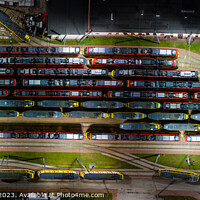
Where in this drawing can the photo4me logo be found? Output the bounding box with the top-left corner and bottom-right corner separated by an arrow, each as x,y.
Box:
56,192 -> 105,199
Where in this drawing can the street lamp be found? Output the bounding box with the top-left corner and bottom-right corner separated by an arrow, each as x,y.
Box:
135,6 -> 144,16
152,10 -> 160,18
184,13 -> 188,19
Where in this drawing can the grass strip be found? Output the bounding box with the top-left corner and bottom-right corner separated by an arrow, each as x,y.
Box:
0,152 -> 139,169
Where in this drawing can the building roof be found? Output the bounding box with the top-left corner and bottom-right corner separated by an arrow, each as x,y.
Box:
48,0 -> 88,35
48,0 -> 200,35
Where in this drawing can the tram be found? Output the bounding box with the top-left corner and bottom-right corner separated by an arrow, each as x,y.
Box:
37,170 -> 79,180
112,69 -> 198,78
194,93 -> 200,100
0,110 -> 19,117
0,90 -> 9,97
0,100 -> 34,107
83,47 -> 178,57
66,111 -> 109,119
127,80 -> 200,89
186,135 -> 200,142
0,46 -> 80,55
120,122 -> 161,130
81,101 -> 124,109
23,79 -> 122,87
163,102 -> 200,110
80,170 -> 124,180
0,68 -> 13,75
127,101 -> 161,109
18,68 -> 108,76
190,114 -> 200,121
38,100 -> 78,108
0,169 -> 34,179
164,123 -> 200,131
14,90 -> 102,98
22,111 -> 63,118
106,91 -> 188,99
0,11 -> 30,43
159,169 -> 199,182
110,112 -> 146,120
87,132 -> 180,142
148,112 -> 188,120
0,131 -> 84,140
87,58 -> 178,68
0,57 -> 86,65
0,79 -> 16,86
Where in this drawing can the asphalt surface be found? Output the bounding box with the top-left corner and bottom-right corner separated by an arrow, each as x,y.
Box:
0,178 -> 200,200
1,139 -> 200,154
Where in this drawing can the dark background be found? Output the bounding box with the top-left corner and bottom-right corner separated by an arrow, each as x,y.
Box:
48,0 -> 88,35
48,0 -> 200,35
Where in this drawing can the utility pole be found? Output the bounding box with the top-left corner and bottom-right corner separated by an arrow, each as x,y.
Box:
1,156 -> 4,165
188,32 -> 192,47
42,157 -> 46,168
104,193 -> 110,200
42,27 -> 46,38
154,154 -> 160,168
8,34 -> 12,44
155,31 -> 160,44
77,29 -> 92,45
33,26 -> 37,37
187,154 -> 190,168
88,0 -> 91,32
61,33 -> 68,43
6,156 -> 9,165
76,158 -> 88,171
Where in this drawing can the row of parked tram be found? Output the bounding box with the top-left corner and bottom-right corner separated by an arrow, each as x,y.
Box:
2,100 -> 200,111
0,169 -> 123,181
0,130 -> 199,143
5,78 -> 200,90
2,168 -> 199,182
0,89 -> 199,99
1,168 -> 198,183
3,90 -> 199,100
0,45 -> 178,57
4,78 -> 200,89
0,57 -> 178,68
0,68 -> 196,78
3,110 -> 200,122
0,168 -> 198,183
0,45 -> 179,69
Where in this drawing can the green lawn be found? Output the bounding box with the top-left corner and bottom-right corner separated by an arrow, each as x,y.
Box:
134,154 -> 200,170
0,152 -> 139,169
0,39 -> 19,45
36,36 -> 200,54
159,196 -> 197,200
